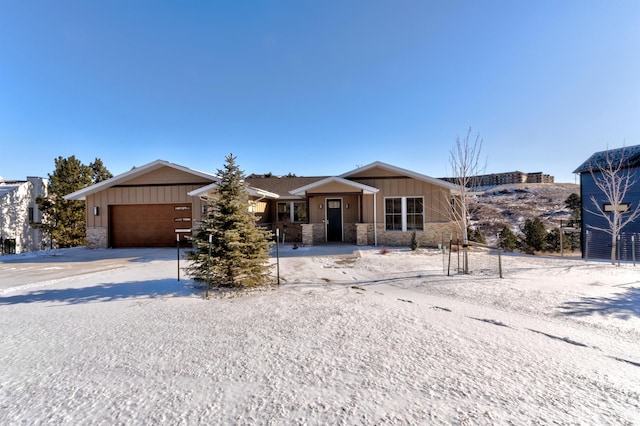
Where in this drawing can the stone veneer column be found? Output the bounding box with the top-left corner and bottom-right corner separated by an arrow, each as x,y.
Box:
301,224 -> 314,246
86,227 -> 108,249
356,223 -> 369,246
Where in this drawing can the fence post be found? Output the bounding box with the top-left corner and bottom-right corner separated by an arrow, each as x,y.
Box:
447,238 -> 452,276
632,234 -> 636,267
498,248 -> 503,279
617,234 -> 621,267
276,228 -> 280,285
585,230 -> 589,261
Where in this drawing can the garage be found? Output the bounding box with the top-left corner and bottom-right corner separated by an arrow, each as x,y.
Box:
109,204 -> 192,248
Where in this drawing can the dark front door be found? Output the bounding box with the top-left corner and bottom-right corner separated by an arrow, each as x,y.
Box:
326,199 -> 342,242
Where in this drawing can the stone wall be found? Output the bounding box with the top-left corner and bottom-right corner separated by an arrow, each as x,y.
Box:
344,223 -> 356,243
375,222 -> 457,248
86,227 -> 108,249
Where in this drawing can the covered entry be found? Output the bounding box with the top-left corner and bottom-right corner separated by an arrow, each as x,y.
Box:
109,204 -> 192,248
290,177 -> 380,245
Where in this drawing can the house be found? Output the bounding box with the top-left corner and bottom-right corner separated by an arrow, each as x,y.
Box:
0,176 -> 48,253
573,144 -> 640,260
64,160 -> 279,249
65,160 -> 461,249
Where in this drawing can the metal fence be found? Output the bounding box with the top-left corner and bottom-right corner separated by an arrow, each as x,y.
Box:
446,238 -> 503,278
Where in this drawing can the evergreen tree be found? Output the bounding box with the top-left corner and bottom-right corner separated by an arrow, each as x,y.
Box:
90,158 -> 113,183
498,225 -> 517,251
467,226 -> 486,244
564,193 -> 581,226
186,154 -> 273,288
37,156 -> 109,248
546,227 -> 571,253
520,218 -> 548,253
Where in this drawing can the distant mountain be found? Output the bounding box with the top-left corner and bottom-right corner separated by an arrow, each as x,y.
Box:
469,183 -> 580,244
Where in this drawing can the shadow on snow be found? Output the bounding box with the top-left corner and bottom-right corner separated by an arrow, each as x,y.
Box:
0,279 -> 197,305
557,287 -> 640,320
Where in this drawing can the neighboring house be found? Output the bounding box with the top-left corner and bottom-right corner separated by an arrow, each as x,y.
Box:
65,160 -> 461,249
0,176 -> 48,253
573,144 -> 640,260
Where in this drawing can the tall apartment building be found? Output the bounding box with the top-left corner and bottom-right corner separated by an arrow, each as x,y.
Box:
441,171 -> 554,188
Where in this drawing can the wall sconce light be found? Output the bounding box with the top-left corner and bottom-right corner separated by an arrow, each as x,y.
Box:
93,206 -> 100,216
345,203 -> 349,209
319,203 -> 323,209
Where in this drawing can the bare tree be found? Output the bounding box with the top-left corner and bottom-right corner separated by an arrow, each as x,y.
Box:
448,127 -> 485,273
586,147 -> 640,265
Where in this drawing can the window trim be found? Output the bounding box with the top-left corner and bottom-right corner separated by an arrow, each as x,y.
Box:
277,201 -> 308,223
384,196 -> 424,232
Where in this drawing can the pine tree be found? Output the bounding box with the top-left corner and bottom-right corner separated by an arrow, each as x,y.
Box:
546,227 -> 571,253
521,218 -> 547,253
564,193 -> 581,226
498,225 -> 517,252
37,156 -> 107,248
467,226 -> 486,244
90,158 -> 113,183
186,154 -> 273,288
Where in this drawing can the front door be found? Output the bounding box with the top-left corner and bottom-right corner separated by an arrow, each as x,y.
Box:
326,199 -> 342,242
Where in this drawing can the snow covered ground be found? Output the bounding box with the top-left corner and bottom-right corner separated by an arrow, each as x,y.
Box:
1,246 -> 639,424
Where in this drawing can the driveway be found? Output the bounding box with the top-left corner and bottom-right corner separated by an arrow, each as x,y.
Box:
0,244 -> 368,292
0,248 -> 180,291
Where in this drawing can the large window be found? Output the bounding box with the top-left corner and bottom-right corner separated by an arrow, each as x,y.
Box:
385,197 -> 424,231
277,202 -> 307,223
385,198 -> 403,231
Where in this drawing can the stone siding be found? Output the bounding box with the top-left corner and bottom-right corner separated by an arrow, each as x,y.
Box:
376,222 -> 457,248
86,227 -> 108,249
344,223 -> 357,244
301,224 -> 314,246
356,223 -> 369,246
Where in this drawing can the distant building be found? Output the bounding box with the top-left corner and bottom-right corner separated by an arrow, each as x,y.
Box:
441,171 -> 554,187
0,176 -> 48,253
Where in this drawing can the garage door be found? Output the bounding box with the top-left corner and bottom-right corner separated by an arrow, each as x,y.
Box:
109,204 -> 192,248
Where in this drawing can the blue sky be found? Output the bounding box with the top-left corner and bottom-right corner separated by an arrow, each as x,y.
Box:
1,1 -> 638,183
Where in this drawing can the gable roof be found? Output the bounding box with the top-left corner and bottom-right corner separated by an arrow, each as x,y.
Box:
289,176 -> 379,196
341,161 -> 461,193
574,144 -> 640,174
245,176 -> 327,198
187,182 -> 280,199
64,159 -> 219,201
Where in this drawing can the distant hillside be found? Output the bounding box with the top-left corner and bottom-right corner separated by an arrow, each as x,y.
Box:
468,183 -> 580,244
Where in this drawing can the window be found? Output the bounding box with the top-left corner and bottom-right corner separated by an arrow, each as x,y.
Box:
293,202 -> 307,222
385,198 -> 402,231
277,202 -> 291,222
406,197 -> 424,231
278,202 -> 307,223
385,197 -> 424,231
28,207 -> 35,223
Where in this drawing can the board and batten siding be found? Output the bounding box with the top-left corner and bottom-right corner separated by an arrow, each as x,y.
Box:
122,166 -> 214,186
85,184 -> 206,228
353,178 -> 451,224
